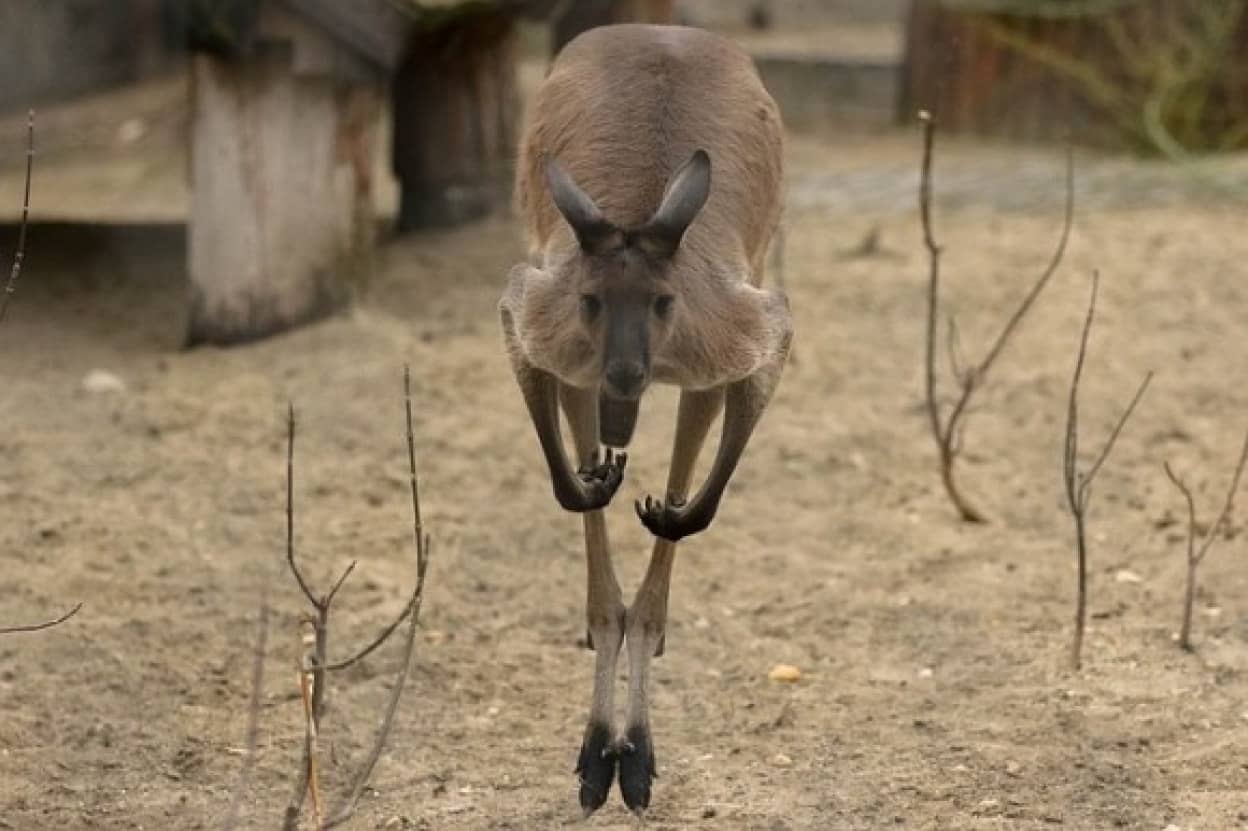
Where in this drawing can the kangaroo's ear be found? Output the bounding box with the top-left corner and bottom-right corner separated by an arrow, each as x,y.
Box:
545,155 -> 620,254
635,149 -> 711,259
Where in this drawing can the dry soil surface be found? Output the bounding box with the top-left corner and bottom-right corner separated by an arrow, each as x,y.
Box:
2,94 -> 1248,831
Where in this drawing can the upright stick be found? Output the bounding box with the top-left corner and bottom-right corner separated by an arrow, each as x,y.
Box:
918,110 -> 1074,523
0,110 -> 34,326
280,368 -> 433,830
1162,428 -> 1248,651
1062,272 -> 1152,669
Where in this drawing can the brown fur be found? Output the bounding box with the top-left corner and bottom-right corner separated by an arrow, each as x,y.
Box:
497,26 -> 794,813
506,24 -> 788,392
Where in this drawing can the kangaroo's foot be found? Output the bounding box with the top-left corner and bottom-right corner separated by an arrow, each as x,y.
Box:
575,720 -> 617,816
617,724 -> 657,815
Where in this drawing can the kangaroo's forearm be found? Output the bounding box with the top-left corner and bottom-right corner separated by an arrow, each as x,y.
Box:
671,434 -> 748,537
514,363 -> 627,513
517,365 -> 589,510
638,380 -> 759,541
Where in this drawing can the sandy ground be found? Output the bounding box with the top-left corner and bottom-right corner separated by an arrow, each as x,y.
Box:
3,73 -> 1248,831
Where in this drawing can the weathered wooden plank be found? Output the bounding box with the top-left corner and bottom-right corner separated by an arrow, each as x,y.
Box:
187,45 -> 379,345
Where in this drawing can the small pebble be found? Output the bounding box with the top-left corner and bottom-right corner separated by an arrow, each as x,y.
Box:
917,667 -> 934,679
116,118 -> 147,145
1114,569 -> 1143,584
768,664 -> 802,683
770,752 -> 793,767
82,369 -> 126,394
1004,760 -> 1022,777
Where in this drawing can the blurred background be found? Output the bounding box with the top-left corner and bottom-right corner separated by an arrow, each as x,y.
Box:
3,0 -> 1243,347
4,5 -> 1248,828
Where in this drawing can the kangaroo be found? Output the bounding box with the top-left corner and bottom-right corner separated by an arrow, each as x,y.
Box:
498,23 -> 792,815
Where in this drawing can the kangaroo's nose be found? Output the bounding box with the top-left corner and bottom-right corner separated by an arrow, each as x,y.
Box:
605,361 -> 646,399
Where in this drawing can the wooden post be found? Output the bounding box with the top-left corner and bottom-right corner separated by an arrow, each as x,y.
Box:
186,10 -> 383,346
391,9 -> 520,231
551,0 -> 676,56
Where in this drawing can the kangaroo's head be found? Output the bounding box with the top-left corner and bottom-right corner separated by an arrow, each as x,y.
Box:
544,149 -> 711,401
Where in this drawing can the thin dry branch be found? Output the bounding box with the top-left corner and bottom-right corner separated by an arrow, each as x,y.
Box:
326,369 -> 428,673
282,366 -> 432,830
299,662 -> 326,827
323,368 -> 431,827
0,110 -> 34,326
1162,427 -> 1248,650
1062,271 -> 1153,670
919,110 -> 1075,523
0,601 -> 82,635
323,598 -> 412,673
286,404 -> 318,608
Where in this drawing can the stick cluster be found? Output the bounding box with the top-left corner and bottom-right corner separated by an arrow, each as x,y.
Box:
225,367 -> 432,830
919,110 -> 1075,523
1,111 -> 83,637
913,115 -> 1248,669
1162,430 -> 1248,651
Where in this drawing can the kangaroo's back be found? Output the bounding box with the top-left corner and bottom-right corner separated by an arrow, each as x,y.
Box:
516,24 -> 784,277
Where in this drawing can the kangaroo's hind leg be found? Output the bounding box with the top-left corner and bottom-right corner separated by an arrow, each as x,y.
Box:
559,382 -> 627,816
618,387 -> 724,814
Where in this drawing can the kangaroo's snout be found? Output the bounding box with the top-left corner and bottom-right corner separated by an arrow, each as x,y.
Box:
604,360 -> 646,400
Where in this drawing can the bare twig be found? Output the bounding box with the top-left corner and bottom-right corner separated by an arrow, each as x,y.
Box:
298,663 -> 325,828
324,561 -> 358,608
282,366 -> 432,829
919,110 -> 1075,523
0,601 -> 82,635
324,366 -> 431,827
1062,271 -> 1153,669
1162,427 -> 1248,650
0,110 -> 34,326
286,405 -> 318,608
222,585 -> 271,831
282,404 -> 336,830
0,116 -> 81,637
324,600 -> 412,673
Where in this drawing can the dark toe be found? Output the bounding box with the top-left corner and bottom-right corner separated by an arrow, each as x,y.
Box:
617,724 -> 656,814
576,722 -> 616,816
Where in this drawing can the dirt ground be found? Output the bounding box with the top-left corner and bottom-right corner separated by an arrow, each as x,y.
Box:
3,77 -> 1248,831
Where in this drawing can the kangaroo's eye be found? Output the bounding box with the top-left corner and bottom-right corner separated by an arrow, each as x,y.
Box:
580,294 -> 602,320
653,294 -> 675,318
